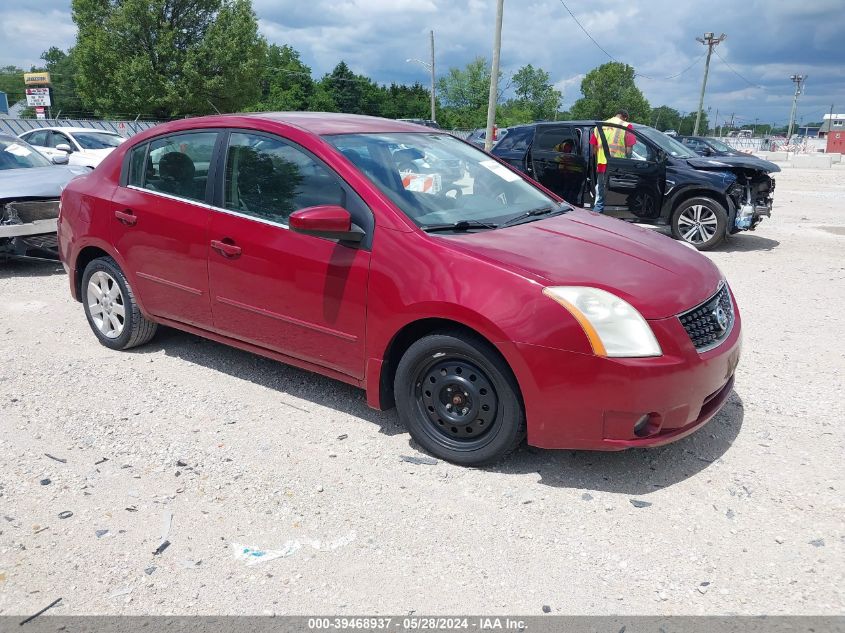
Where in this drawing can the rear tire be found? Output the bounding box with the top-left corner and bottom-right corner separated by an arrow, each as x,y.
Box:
81,256 -> 157,350
394,331 -> 525,466
671,196 -> 727,250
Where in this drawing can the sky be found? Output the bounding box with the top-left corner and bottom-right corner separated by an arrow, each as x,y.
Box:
2,0 -> 844,126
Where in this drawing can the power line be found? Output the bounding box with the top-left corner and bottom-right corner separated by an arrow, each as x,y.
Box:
555,0 -> 704,82
556,0 -> 618,64
712,48 -> 762,89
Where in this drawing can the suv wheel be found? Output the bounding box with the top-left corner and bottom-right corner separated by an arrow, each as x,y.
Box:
82,256 -> 158,350
671,196 -> 727,250
394,331 -> 525,466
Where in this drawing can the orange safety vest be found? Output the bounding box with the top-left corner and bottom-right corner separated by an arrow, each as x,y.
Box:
593,116 -> 629,166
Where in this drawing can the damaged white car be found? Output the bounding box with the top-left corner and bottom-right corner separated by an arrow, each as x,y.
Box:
0,134 -> 89,261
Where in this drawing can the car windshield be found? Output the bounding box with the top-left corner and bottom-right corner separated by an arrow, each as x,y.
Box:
325,132 -> 561,229
73,131 -> 124,150
705,138 -> 735,153
0,138 -> 52,170
634,125 -> 697,158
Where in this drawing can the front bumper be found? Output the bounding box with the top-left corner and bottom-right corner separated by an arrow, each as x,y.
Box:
501,301 -> 742,450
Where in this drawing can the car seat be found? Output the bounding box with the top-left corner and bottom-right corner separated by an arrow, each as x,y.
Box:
158,152 -> 197,199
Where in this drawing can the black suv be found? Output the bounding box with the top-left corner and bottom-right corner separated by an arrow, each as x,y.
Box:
492,121 -> 779,249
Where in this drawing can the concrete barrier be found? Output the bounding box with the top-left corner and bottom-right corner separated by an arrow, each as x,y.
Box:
766,151 -> 789,162
792,154 -> 833,169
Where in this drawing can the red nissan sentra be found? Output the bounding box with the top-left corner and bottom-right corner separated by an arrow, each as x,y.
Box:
58,113 -> 741,465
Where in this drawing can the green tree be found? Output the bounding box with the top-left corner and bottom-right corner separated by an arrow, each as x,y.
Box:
72,0 -> 265,118
510,64 -> 561,121
436,57 -> 495,128
0,65 -> 25,108
650,105 -> 681,131
250,44 -> 314,111
569,62 -> 650,123
36,47 -> 90,116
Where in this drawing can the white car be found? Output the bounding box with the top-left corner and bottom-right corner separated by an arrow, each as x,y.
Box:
18,127 -> 125,169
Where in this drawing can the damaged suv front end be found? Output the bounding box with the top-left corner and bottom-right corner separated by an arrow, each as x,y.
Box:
686,155 -> 779,233
0,134 -> 88,261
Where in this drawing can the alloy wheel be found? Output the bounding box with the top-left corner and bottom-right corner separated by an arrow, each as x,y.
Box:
678,204 -> 718,244
86,271 -> 125,339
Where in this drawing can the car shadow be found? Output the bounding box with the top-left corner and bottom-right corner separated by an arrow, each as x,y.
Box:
132,328 -> 743,493
130,327 -> 406,437
712,234 -> 780,252
0,258 -> 65,279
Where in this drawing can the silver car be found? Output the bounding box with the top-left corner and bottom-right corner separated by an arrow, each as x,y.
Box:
0,134 -> 89,260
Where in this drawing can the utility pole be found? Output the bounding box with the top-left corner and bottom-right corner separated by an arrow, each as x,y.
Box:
484,0 -> 504,152
693,32 -> 726,136
786,74 -> 807,140
429,30 -> 436,123
713,108 -> 719,136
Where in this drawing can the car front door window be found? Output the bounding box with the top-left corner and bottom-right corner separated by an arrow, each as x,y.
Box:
223,132 -> 345,225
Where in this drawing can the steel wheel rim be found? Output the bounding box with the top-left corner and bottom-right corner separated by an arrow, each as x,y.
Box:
86,271 -> 125,339
678,204 -> 718,244
414,357 -> 499,448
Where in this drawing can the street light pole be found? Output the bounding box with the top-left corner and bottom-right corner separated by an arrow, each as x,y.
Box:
429,30 -> 436,123
786,74 -> 806,141
484,0 -> 504,152
694,32 -> 726,137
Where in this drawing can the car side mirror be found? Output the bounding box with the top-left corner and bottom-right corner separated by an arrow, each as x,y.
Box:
55,143 -> 73,153
51,154 -> 69,165
289,205 -> 364,243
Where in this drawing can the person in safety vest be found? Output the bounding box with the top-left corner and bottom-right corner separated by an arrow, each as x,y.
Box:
589,108 -> 636,212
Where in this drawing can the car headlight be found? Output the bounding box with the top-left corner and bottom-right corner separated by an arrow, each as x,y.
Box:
542,286 -> 662,357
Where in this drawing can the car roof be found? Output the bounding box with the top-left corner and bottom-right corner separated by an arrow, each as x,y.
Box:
198,112 -> 440,135
21,127 -> 122,134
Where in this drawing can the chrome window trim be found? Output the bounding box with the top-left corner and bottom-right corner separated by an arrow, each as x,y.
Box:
126,185 -> 290,230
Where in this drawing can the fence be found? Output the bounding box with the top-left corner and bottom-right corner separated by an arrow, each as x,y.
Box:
0,117 -> 162,138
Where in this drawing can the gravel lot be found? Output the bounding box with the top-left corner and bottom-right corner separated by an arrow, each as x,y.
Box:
1,167 -> 843,616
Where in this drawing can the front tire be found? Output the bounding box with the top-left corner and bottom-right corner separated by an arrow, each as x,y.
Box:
394,331 -> 525,466
81,256 -> 157,350
671,196 -> 727,250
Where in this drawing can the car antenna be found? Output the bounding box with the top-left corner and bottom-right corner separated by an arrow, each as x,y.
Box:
207,99 -> 221,114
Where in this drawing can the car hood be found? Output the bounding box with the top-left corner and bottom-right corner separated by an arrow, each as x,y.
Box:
687,155 -> 780,173
440,209 -> 724,319
0,166 -> 89,199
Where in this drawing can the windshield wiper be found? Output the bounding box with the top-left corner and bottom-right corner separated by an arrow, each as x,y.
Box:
500,203 -> 570,228
421,219 -> 499,233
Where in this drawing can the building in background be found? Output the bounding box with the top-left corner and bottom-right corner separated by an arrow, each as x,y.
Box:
819,113 -> 845,139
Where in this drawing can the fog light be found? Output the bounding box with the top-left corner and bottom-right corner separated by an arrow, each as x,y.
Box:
633,414 -> 651,437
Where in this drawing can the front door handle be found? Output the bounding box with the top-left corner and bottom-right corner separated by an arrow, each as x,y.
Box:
114,209 -> 137,226
210,239 -> 242,258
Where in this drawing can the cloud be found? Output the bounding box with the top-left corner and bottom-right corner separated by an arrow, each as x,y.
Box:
2,0 -> 843,124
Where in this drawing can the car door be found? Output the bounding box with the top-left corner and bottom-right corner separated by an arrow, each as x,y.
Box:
529,125 -> 587,204
598,124 -> 664,219
109,130 -> 220,328
21,130 -> 62,160
207,130 -> 371,379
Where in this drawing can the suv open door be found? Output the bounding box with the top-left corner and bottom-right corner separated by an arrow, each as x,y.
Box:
595,123 -> 665,220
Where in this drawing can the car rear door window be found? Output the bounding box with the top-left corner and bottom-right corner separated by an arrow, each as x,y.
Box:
223,132 -> 344,224
127,143 -> 149,187
144,132 -> 218,202
24,130 -> 48,146
535,126 -> 575,153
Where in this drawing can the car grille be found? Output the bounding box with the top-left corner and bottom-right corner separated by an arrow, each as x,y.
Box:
678,284 -> 734,352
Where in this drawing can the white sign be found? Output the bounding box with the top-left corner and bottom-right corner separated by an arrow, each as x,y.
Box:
26,87 -> 51,107
35,106 -> 46,120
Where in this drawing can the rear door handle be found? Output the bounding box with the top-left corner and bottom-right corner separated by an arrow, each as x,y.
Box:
114,209 -> 137,226
210,239 -> 242,258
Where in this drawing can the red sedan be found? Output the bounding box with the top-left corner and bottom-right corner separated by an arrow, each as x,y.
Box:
57,113 -> 741,465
